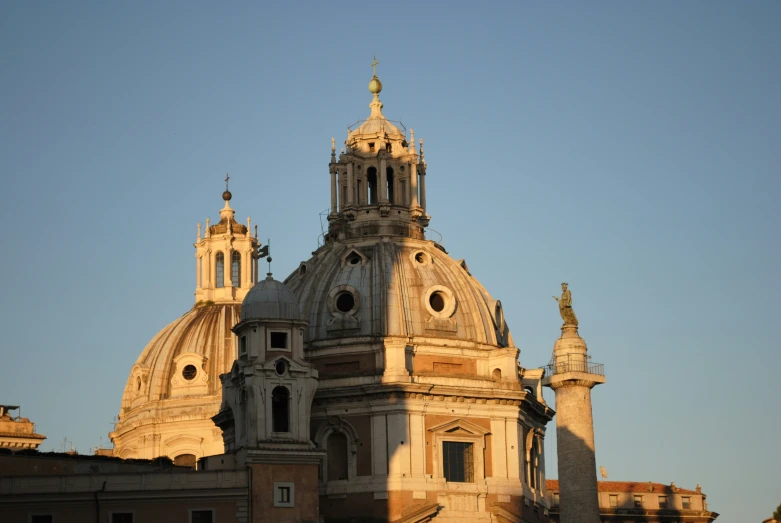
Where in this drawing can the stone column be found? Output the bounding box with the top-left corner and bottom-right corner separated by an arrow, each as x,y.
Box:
347,163 -> 355,206
542,326 -> 605,523
196,254 -> 202,289
330,167 -> 337,214
419,169 -> 427,210
410,163 -> 419,208
226,249 -> 233,288
379,156 -> 387,202
204,250 -> 211,286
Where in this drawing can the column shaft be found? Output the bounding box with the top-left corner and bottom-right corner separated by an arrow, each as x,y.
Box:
330,168 -> 337,213
347,163 -> 354,206
410,163 -> 419,208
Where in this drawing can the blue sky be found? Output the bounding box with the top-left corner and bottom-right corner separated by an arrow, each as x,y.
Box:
1,2 -> 779,521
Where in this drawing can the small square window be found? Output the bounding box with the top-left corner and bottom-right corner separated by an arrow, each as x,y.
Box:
659,495 -> 668,508
190,509 -> 214,523
609,494 -> 618,507
111,514 -> 133,523
274,481 -> 295,507
633,495 -> 643,508
31,516 -> 53,523
682,496 -> 691,509
270,332 -> 288,350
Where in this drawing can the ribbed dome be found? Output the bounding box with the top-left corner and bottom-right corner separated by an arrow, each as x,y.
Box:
241,275 -> 301,321
111,303 -> 240,459
284,238 -> 512,347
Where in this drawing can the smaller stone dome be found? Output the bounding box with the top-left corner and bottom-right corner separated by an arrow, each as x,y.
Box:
241,274 -> 301,321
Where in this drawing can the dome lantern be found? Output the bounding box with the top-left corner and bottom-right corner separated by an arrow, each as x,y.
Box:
326,58 -> 430,243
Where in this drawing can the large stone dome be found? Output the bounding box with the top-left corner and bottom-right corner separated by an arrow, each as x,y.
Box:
285,237 -> 512,348
111,303 -> 240,460
110,193 -> 263,462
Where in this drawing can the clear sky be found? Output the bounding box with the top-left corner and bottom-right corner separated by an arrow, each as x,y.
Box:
1,2 -> 779,521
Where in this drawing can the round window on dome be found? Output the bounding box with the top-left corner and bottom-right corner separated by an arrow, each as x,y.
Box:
347,253 -> 361,265
182,365 -> 197,381
336,291 -> 355,313
429,292 -> 446,312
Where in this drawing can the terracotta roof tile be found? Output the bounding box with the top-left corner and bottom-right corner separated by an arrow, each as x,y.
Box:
546,479 -> 699,495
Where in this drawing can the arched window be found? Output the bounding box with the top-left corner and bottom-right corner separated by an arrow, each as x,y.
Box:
327,432 -> 349,481
492,368 -> 502,381
367,167 -> 378,204
215,252 -> 225,288
272,386 -> 290,433
386,167 -> 395,203
231,251 -> 241,287
529,438 -> 540,489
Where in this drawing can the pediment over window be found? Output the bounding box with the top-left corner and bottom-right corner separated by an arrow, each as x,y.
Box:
427,418 -> 490,436
340,248 -> 369,268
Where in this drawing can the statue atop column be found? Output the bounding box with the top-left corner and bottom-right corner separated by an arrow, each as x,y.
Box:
553,282 -> 578,327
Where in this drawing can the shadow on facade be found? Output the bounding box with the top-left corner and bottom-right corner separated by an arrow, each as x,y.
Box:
313,394 -> 410,523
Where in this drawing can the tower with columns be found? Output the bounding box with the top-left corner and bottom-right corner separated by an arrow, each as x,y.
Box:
542,284 -> 606,523
194,181 -> 263,304
327,67 -> 429,244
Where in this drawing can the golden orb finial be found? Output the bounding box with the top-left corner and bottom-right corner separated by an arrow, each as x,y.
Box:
368,55 -> 382,94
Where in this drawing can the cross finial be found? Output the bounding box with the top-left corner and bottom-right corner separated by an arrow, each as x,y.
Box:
371,55 -> 379,76
225,173 -> 230,190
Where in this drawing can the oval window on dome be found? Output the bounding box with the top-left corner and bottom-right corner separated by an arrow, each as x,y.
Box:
336,291 -> 355,313
182,364 -> 197,381
275,360 -> 287,376
429,292 -> 446,312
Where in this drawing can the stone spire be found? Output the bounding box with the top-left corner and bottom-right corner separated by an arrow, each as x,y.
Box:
543,283 -> 606,523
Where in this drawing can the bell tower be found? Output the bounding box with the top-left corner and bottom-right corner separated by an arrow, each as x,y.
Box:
213,274 -> 323,523
194,177 -> 264,304
327,58 -> 430,242
543,283 -> 606,523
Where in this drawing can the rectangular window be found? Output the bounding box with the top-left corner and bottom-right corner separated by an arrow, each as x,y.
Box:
240,336 -> 247,355
682,496 -> 691,509
442,441 -> 474,483
634,495 -> 643,508
31,517 -> 53,523
273,481 -> 295,507
190,510 -> 214,523
111,514 -> 133,523
659,495 -> 668,508
609,494 -> 618,507
369,142 -> 375,152
553,493 -> 560,507
270,332 -> 288,350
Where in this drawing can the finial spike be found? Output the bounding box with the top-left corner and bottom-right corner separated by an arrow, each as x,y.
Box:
197,223 -> 201,241
371,55 -> 379,76
225,173 -> 230,190
254,224 -> 258,239
331,137 -> 335,152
